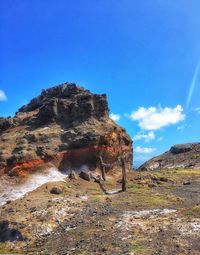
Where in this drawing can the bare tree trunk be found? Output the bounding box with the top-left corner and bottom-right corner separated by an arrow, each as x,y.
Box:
121,157 -> 127,192
99,155 -> 106,181
93,176 -> 107,194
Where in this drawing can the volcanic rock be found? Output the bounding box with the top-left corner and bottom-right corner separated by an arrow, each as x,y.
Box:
79,171 -> 91,181
138,143 -> 200,171
50,187 -> 63,194
0,83 -> 133,176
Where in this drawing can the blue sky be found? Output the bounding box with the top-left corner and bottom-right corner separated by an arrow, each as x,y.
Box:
0,0 -> 200,167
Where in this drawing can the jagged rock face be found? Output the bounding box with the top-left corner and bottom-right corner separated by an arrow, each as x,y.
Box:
138,143 -> 200,171
0,83 -> 133,176
18,84 -> 109,127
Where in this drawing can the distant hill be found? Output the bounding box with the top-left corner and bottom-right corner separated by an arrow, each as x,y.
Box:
138,143 -> 200,171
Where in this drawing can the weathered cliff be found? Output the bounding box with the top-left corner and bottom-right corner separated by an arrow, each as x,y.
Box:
138,143 -> 200,171
0,83 -> 133,176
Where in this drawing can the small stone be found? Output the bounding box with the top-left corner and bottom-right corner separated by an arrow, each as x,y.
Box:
183,181 -> 191,185
148,183 -> 157,188
30,207 -> 37,212
106,197 -> 112,202
160,177 -> 168,182
79,171 -> 91,181
69,170 -> 78,180
50,187 -> 63,194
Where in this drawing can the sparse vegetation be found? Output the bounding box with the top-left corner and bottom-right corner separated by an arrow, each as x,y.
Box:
0,243 -> 19,254
181,205 -> 200,217
130,241 -> 148,254
0,243 -> 7,254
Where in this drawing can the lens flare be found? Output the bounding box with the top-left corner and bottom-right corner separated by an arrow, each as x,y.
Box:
186,61 -> 200,110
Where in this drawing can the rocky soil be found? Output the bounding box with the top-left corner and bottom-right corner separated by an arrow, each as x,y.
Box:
0,169 -> 200,255
0,83 -> 132,176
139,143 -> 200,171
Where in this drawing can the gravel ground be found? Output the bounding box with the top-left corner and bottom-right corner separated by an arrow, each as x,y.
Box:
0,170 -> 200,255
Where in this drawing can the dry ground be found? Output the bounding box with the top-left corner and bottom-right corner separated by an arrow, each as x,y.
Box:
0,169 -> 200,255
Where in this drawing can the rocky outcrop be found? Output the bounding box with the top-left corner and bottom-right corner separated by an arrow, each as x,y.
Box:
0,83 -> 133,176
138,143 -> 200,171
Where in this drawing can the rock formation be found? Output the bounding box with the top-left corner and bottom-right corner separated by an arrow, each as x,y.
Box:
0,83 -> 133,176
138,143 -> 200,171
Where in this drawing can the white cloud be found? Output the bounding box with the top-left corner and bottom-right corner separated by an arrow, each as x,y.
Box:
0,90 -> 7,101
177,125 -> 185,130
135,146 -> 156,154
110,113 -> 120,121
133,131 -> 155,143
157,137 -> 163,141
177,124 -> 192,130
129,105 -> 185,130
194,107 -> 200,114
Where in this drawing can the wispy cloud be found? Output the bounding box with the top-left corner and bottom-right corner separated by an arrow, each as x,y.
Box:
133,131 -> 155,143
135,146 -> 156,154
128,105 -> 185,130
177,124 -> 192,130
177,125 -> 186,130
110,113 -> 120,121
186,61 -> 200,110
0,90 -> 8,101
157,137 -> 163,141
0,90 -> 7,101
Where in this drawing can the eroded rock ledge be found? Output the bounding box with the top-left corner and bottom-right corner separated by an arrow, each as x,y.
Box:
0,83 -> 133,176
138,143 -> 200,171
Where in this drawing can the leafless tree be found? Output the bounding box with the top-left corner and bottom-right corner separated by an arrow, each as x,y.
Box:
121,156 -> 127,192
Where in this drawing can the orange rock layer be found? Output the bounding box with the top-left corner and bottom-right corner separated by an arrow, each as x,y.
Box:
0,145 -> 132,177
